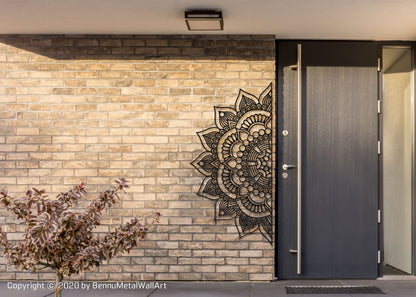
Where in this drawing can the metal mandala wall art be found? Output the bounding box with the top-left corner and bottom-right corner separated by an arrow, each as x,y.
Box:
191,83 -> 273,244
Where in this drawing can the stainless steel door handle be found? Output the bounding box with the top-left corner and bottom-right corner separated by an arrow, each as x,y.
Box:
282,164 -> 297,170
296,43 -> 302,275
286,44 -> 302,275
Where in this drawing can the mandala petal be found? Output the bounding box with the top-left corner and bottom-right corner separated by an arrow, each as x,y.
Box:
197,177 -> 220,200
217,164 -> 239,199
215,197 -> 237,220
236,110 -> 270,132
235,214 -> 259,238
259,216 -> 273,244
214,106 -> 237,130
197,127 -> 220,152
217,128 -> 243,162
191,151 -> 216,176
235,89 -> 259,112
259,83 -> 273,111
237,197 -> 271,218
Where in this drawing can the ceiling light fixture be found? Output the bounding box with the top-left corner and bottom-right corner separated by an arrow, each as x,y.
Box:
185,10 -> 224,31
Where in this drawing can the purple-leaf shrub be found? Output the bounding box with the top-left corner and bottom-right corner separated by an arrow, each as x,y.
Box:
0,178 -> 160,297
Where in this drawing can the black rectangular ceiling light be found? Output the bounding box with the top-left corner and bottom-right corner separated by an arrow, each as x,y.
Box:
185,10 -> 223,31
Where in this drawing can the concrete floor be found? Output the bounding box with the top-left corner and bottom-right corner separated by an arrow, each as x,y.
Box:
1,279 -> 416,297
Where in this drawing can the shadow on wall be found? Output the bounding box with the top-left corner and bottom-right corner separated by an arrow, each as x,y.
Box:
0,34 -> 275,61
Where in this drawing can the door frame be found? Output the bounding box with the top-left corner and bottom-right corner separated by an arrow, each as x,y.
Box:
274,40 -> 416,279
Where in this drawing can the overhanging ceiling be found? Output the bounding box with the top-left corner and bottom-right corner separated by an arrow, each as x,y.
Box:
0,0 -> 415,40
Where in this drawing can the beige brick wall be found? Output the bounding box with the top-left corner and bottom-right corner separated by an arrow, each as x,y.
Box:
0,35 -> 275,281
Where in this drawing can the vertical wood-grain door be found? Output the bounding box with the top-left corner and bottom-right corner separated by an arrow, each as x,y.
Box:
277,41 -> 379,279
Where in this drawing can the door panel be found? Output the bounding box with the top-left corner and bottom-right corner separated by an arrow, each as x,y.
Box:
277,41 -> 379,279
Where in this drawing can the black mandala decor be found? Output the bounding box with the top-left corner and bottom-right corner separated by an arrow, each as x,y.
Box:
191,83 -> 273,244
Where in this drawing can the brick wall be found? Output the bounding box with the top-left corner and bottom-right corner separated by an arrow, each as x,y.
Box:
0,35 -> 275,281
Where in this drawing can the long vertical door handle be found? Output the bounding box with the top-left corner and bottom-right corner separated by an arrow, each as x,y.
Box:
296,43 -> 302,275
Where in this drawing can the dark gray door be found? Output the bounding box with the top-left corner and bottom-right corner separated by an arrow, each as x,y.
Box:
277,41 -> 379,279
